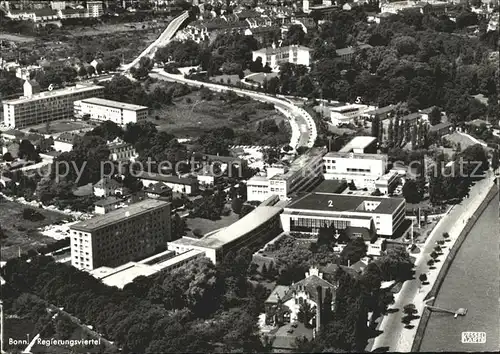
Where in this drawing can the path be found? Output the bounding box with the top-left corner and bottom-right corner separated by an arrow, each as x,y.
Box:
371,170 -> 496,352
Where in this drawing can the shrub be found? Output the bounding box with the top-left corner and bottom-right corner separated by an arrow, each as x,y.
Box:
192,228 -> 203,238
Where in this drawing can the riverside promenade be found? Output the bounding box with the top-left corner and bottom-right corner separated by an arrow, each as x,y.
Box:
371,170 -> 497,352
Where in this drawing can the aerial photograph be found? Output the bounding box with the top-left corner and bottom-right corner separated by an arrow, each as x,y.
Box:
0,0 -> 498,353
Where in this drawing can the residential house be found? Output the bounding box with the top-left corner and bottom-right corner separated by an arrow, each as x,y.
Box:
137,172 -> 199,195
264,267 -> 336,329
144,182 -> 173,200
107,138 -> 137,162
94,196 -> 124,214
53,132 -> 79,152
93,177 -> 123,198
429,122 -> 453,137
336,43 -> 373,62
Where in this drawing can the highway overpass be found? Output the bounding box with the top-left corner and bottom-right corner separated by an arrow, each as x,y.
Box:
122,11 -> 189,72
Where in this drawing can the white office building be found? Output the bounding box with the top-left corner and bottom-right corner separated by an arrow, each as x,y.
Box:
330,104 -> 374,126
247,147 -> 327,201
74,97 -> 148,126
280,192 -> 409,238
323,152 -> 388,189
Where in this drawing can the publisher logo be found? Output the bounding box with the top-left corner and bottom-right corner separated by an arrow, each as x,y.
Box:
461,332 -> 486,344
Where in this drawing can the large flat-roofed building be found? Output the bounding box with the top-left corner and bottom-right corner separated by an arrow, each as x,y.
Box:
280,192 -> 408,238
323,151 -> 388,189
269,147 -> 327,200
74,97 -> 148,126
90,249 -> 205,288
252,44 -> 311,71
247,148 -> 327,202
70,199 -> 171,271
168,200 -> 283,264
330,104 -> 374,126
3,82 -> 104,128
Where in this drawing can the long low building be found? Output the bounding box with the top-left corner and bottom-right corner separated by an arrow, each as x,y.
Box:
168,199 -> 283,263
70,199 -> 171,271
137,171 -> 199,195
90,249 -> 205,288
280,192 -> 410,238
74,97 -> 149,126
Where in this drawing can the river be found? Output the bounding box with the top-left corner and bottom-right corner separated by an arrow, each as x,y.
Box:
419,189 -> 500,352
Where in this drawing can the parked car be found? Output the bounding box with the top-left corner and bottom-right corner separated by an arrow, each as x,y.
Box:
287,328 -> 294,334
291,323 -> 298,328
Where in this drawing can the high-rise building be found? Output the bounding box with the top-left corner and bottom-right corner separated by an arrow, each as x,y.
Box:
70,199 -> 171,271
86,0 -> 103,17
2,81 -> 104,128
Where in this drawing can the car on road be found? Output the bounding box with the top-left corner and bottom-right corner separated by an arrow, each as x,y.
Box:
291,323 -> 298,328
287,328 -> 294,334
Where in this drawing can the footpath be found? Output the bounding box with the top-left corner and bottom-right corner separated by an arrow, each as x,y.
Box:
371,171 -> 497,352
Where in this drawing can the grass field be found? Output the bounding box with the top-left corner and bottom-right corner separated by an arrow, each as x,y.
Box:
185,211 -> 240,237
150,88 -> 282,138
0,199 -> 70,261
25,120 -> 95,135
66,20 -> 170,37
0,32 -> 35,42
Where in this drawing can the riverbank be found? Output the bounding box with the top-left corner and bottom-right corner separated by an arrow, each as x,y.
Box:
371,172 -> 496,352
412,182 -> 499,351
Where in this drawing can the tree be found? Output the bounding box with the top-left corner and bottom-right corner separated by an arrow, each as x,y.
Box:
297,302 -> 315,327
284,24 -> 306,45
402,179 -> 421,204
491,149 -> 499,172
231,198 -> 244,214
371,116 -> 380,139
239,204 -> 255,219
429,107 -> 441,125
340,237 -> 367,265
379,247 -> 413,281
78,66 -> 87,77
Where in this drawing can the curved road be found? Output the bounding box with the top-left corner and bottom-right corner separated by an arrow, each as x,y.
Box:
122,11 -> 189,72
150,69 -> 317,149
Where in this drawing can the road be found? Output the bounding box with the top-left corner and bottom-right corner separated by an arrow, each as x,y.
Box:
121,11 -> 189,72
371,171 -> 496,352
150,69 -> 317,149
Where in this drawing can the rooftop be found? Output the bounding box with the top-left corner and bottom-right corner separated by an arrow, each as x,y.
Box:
286,192 -> 405,215
92,250 -> 203,288
429,122 -> 453,132
78,97 -> 148,112
336,44 -> 372,56
324,151 -> 387,160
196,205 -> 283,249
254,45 -> 311,55
313,180 -> 348,194
270,147 -> 327,181
401,112 -> 421,121
339,136 -> 377,153
3,84 -> 104,105
136,172 -> 198,185
94,196 -> 122,207
364,105 -> 396,116
71,199 -> 170,232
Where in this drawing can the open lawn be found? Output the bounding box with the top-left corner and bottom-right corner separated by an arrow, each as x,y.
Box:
0,198 -> 71,261
65,20 -> 171,37
443,132 -> 485,150
244,72 -> 279,85
24,119 -> 95,135
0,32 -> 35,42
185,211 -> 240,237
149,89 -> 282,138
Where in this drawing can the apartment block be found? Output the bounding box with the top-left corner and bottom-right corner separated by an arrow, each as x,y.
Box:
252,44 -> 311,71
70,199 -> 171,271
2,81 -> 104,128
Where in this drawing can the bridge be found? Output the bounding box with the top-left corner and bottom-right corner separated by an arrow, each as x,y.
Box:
121,11 -> 189,72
